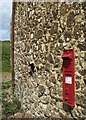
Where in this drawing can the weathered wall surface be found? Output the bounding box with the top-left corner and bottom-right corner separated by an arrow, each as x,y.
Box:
14,2 -> 86,118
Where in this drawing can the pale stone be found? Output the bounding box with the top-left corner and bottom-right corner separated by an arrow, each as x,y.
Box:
24,111 -> 33,118
39,103 -> 47,111
59,109 -> 66,118
44,86 -> 49,95
40,95 -> 51,104
30,34 -> 34,39
42,44 -> 46,53
75,15 -> 83,23
51,111 -> 61,118
27,8 -> 30,12
21,43 -> 25,52
63,42 -> 66,47
56,102 -> 62,109
14,112 -> 22,118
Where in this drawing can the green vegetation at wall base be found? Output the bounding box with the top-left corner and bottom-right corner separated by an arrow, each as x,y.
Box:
0,41 -> 11,72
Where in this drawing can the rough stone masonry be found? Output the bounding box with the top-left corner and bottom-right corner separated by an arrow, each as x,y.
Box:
13,1 -> 86,118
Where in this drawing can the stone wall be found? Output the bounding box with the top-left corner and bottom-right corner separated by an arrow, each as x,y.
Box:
13,2 -> 86,118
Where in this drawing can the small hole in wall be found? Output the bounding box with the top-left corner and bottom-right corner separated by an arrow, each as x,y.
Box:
29,63 -> 35,76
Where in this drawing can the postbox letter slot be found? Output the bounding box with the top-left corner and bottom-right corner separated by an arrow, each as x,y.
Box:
62,56 -> 72,60
65,98 -> 68,101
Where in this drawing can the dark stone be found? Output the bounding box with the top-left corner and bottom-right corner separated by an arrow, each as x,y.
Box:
82,1 -> 86,9
84,32 -> 86,38
84,87 -> 86,96
59,39 -> 64,43
45,63 -> 50,72
54,64 -> 58,68
73,2 -> 80,9
84,79 -> 86,85
38,85 -> 45,96
84,31 -> 86,37
76,94 -> 81,106
76,75 -> 81,79
74,25 -> 81,39
50,22 -> 58,34
55,57 -> 60,63
77,42 -> 86,51
60,4 -> 70,15
52,10 -> 58,19
67,11 -> 75,27
79,70 -> 86,76
83,24 -> 86,32
50,75 -> 56,84
76,81 -> 80,89
29,63 -> 35,77
36,29 -> 43,39
59,44 -> 64,51
82,96 -> 86,106
47,53 -> 54,64
82,108 -> 86,115
50,43 -> 55,52
64,31 -> 71,39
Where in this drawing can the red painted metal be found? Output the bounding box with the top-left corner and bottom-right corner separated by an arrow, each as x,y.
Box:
62,49 -> 75,107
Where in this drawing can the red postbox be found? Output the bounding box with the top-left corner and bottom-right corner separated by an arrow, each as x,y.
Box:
62,49 -> 75,107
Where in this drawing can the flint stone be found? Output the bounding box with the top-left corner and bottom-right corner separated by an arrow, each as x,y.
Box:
60,4 -> 70,15
36,29 -> 43,39
39,103 -> 47,111
51,111 -> 60,118
38,85 -> 45,96
13,112 -> 23,118
40,95 -> 51,104
75,14 -> 83,23
67,11 -> 75,27
77,43 -> 86,51
50,22 -> 58,34
76,81 -> 80,89
44,110 -> 51,117
71,109 -> 80,118
64,31 -> 71,39
59,109 -> 67,118
56,102 -> 62,109
24,111 -> 33,118
47,53 -> 54,64
74,25 -> 81,39
21,43 -> 26,52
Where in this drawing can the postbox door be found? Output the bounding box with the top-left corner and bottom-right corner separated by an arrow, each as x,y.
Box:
63,73 -> 74,106
62,49 -> 75,107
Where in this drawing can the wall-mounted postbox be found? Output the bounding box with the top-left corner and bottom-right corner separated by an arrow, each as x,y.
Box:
62,49 -> 75,107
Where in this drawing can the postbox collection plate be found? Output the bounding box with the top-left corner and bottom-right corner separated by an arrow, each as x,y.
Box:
65,76 -> 72,84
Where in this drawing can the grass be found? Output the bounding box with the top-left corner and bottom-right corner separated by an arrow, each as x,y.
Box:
0,41 -> 21,117
0,81 -> 12,100
2,99 -> 21,116
0,81 -> 21,117
0,41 -> 11,72
0,81 -> 12,90
0,41 -> 20,117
